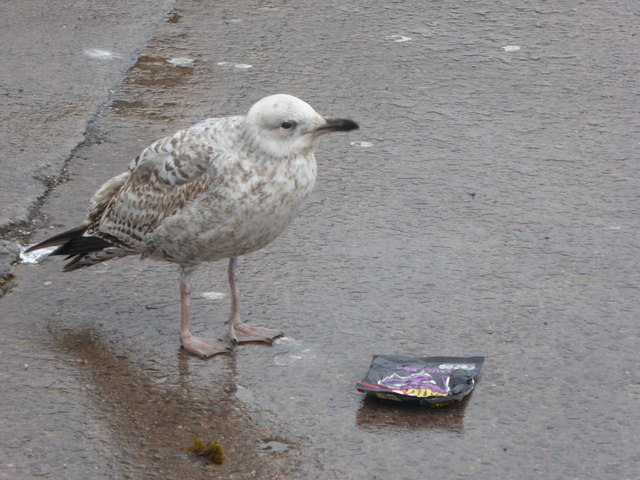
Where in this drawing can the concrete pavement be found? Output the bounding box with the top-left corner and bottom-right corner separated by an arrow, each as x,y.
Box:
0,0 -> 175,288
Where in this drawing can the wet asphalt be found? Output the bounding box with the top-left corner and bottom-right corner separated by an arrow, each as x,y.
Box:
1,1 -> 639,479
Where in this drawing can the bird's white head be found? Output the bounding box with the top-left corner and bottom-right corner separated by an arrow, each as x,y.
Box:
244,94 -> 358,158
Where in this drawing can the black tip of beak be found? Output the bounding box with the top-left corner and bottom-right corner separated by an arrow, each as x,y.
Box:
317,118 -> 359,133
337,119 -> 360,131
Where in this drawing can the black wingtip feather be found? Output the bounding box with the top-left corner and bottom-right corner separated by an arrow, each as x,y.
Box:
51,235 -> 113,256
28,224 -> 113,257
62,255 -> 90,272
25,225 -> 89,253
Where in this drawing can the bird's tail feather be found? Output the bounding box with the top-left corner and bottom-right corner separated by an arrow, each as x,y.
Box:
25,224 -> 91,253
27,224 -> 123,271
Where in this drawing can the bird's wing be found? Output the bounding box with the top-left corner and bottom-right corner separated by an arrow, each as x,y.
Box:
89,126 -> 220,250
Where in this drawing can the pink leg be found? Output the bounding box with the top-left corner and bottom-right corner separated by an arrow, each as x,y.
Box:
226,257 -> 283,344
179,267 -> 231,358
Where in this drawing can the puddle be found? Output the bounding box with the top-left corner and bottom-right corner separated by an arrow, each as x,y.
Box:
126,55 -> 195,87
355,396 -> 470,432
43,325 -> 296,477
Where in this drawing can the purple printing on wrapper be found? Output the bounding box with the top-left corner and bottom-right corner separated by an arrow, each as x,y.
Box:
378,370 -> 450,395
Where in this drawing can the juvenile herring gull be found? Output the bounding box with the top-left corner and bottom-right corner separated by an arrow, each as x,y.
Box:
27,94 -> 359,358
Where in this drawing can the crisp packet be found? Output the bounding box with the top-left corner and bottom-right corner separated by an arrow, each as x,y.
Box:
357,355 -> 484,407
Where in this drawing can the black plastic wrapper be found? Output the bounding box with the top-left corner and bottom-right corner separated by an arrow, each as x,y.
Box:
357,355 -> 484,407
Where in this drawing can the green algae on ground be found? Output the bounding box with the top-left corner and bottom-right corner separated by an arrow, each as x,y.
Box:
186,437 -> 224,465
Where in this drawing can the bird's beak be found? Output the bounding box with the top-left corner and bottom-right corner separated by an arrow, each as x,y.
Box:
313,118 -> 359,135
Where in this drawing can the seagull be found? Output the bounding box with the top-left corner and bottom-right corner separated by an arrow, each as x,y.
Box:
27,94 -> 358,358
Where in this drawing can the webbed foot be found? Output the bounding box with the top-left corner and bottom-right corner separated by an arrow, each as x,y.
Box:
181,335 -> 232,358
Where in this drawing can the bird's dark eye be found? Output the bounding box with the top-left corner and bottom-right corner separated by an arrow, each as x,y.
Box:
281,121 -> 294,129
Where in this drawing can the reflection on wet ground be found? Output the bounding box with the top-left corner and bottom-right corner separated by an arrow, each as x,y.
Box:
127,55 -> 195,88
45,323 -> 301,478
356,396 -> 469,432
110,54 -> 196,122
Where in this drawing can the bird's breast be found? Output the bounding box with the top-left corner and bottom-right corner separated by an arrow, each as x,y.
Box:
226,154 -> 317,246
148,154 -> 317,264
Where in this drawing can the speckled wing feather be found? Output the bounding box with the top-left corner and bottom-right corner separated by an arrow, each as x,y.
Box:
89,121 -> 231,252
